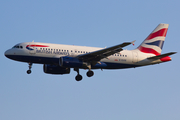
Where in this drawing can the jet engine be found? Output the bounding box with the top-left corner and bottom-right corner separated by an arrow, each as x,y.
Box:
43,64 -> 70,74
59,56 -> 85,68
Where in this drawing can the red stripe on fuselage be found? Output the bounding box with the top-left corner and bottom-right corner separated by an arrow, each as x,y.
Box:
28,45 -> 49,47
145,28 -> 168,40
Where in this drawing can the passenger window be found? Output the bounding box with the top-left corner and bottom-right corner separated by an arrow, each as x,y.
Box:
20,46 -> 23,49
17,46 -> 19,48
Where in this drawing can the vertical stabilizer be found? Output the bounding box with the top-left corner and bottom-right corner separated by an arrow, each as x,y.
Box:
137,23 -> 169,56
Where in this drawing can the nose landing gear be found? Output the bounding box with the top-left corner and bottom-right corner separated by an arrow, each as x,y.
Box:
27,63 -> 32,74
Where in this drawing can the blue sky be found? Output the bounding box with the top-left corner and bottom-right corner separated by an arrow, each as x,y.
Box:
1,0 -> 180,120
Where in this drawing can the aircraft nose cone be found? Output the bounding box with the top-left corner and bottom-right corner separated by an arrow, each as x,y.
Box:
4,49 -> 11,58
4,50 -> 8,57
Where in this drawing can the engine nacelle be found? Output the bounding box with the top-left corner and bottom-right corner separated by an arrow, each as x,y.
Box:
43,64 -> 70,74
59,56 -> 85,68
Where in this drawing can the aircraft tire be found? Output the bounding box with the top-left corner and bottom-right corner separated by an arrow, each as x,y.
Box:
75,75 -> 82,81
27,70 -> 31,74
87,71 -> 94,77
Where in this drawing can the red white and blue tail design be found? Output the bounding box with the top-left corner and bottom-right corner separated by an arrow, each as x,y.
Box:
137,23 -> 169,56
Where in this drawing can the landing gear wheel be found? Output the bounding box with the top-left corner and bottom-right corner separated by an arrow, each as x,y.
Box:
75,75 -> 83,81
27,63 -> 33,74
87,71 -> 94,77
27,70 -> 31,74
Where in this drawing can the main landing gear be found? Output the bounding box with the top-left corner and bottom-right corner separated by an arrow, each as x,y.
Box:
74,66 -> 94,81
27,63 -> 32,74
86,63 -> 94,77
74,68 -> 83,81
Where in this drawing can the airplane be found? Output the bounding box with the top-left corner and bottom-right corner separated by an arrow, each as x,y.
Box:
4,23 -> 176,81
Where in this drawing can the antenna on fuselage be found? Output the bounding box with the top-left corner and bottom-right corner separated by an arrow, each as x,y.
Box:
32,40 -> 34,42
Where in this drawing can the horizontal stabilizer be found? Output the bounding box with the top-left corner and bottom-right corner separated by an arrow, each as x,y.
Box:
147,52 -> 177,60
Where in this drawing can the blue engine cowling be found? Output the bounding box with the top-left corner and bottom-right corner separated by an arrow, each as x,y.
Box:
59,56 -> 84,68
43,64 -> 70,74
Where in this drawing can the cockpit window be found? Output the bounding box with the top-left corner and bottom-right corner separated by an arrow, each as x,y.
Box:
12,45 -> 23,49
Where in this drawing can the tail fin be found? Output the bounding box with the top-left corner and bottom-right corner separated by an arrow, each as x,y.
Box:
137,23 -> 169,56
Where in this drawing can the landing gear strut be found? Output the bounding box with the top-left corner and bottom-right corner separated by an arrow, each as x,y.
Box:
27,63 -> 32,74
74,63 -> 95,81
74,68 -> 82,81
86,63 -> 94,77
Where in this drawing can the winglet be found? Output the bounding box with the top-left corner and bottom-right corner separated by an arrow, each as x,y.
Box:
131,40 -> 136,46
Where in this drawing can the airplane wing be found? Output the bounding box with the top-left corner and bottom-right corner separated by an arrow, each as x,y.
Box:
77,40 -> 135,62
147,52 -> 177,60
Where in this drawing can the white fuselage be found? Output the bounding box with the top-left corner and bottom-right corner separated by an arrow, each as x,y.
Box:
5,42 -> 163,69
